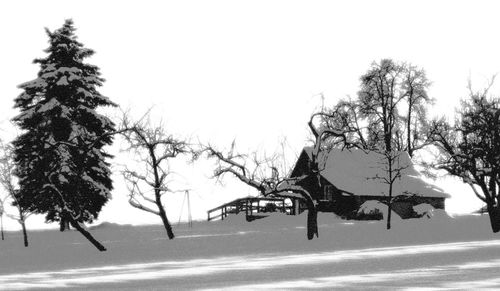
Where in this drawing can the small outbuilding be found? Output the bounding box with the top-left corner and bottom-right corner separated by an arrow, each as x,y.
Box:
289,147 -> 450,218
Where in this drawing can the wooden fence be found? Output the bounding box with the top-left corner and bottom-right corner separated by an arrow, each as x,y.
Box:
207,196 -> 300,222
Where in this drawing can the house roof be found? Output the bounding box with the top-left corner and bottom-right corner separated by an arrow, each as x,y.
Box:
301,147 -> 450,199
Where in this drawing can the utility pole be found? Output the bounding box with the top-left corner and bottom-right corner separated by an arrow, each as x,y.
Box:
186,190 -> 192,228
177,189 -> 193,228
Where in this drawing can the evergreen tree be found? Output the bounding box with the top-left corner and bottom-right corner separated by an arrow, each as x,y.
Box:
12,19 -> 116,251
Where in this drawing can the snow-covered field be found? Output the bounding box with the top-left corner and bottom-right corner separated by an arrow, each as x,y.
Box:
1,213 -> 500,290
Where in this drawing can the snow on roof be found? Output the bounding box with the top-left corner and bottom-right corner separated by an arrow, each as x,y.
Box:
302,147 -> 450,198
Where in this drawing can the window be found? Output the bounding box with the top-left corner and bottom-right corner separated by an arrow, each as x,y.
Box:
324,185 -> 335,201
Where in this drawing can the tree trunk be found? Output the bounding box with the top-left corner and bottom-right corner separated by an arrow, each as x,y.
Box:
158,205 -> 175,239
21,220 -> 28,247
307,207 -> 319,240
149,147 -> 175,240
386,155 -> 393,230
156,196 -> 174,239
18,209 -> 28,247
302,196 -> 318,240
1,215 -> 4,241
407,106 -> 412,158
69,219 -> 107,251
386,179 -> 393,230
487,204 -> 500,233
60,218 -> 71,232
386,198 -> 392,230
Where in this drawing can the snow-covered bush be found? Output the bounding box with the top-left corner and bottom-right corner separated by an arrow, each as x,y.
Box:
413,203 -> 435,218
413,203 -> 450,220
356,200 -> 385,220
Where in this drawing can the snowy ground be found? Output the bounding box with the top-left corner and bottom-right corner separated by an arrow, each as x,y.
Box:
1,213 -> 500,290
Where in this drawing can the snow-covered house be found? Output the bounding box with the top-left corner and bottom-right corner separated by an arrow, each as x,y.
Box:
290,147 -> 450,218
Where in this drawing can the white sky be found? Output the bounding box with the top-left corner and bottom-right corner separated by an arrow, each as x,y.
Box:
1,0 -> 499,230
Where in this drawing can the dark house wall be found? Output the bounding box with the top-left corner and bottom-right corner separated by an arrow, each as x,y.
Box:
291,151 -> 324,201
390,196 -> 445,218
328,194 -> 446,219
290,151 -> 312,177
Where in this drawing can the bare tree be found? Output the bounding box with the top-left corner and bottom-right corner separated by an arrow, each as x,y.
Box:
315,60 -> 433,229
357,59 -> 409,229
0,143 -> 30,246
200,142 -> 320,239
119,112 -> 189,239
401,64 -> 432,158
330,61 -> 432,154
367,150 -> 410,226
428,81 -> 500,232
322,98 -> 368,150
200,112 -> 351,240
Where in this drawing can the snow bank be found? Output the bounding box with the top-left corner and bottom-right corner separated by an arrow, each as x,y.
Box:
218,212 -> 306,231
89,222 -> 133,230
356,200 -> 402,221
2,210 -> 498,280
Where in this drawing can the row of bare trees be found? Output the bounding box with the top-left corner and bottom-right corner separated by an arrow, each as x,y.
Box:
200,59 -> 499,236
116,111 -> 347,240
318,59 -> 500,233
114,59 -> 500,241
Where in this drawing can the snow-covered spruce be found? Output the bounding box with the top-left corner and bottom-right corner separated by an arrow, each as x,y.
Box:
12,19 -> 116,251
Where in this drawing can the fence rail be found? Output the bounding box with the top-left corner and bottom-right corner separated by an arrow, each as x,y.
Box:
207,196 -> 300,222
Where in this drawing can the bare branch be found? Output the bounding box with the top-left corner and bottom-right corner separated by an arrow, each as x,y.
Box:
467,182 -> 487,203
128,197 -> 160,215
